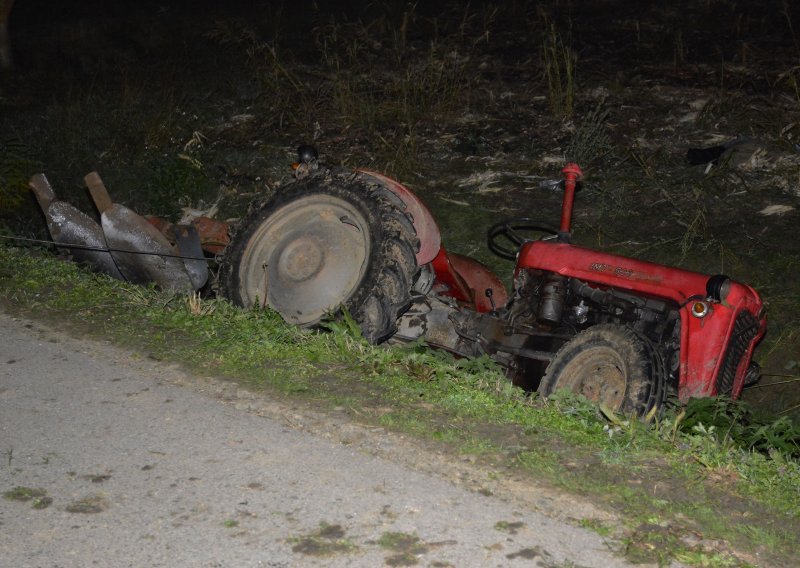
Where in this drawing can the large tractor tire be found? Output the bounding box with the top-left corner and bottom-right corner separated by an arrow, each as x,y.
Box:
539,324 -> 667,417
221,170 -> 420,344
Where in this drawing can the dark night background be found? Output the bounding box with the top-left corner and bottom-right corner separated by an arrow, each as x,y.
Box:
7,1 -> 800,85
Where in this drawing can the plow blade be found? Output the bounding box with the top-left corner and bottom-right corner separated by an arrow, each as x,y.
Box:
84,171 -> 194,292
166,223 -> 208,290
28,173 -> 124,279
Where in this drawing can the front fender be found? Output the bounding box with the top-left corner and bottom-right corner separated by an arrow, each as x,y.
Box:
356,169 -> 441,265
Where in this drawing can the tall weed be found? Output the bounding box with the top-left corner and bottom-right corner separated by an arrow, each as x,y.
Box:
673,397 -> 800,458
539,11 -> 577,119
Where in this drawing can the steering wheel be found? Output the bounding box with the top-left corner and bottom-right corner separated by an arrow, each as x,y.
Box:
487,218 -> 559,260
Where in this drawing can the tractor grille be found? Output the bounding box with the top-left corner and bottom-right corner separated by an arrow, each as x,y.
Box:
715,311 -> 760,396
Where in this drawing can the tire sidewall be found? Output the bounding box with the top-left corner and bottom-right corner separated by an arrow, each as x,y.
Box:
540,324 -> 664,416
221,170 -> 418,343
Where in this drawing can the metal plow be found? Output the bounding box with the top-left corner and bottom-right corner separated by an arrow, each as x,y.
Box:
29,171 -> 213,293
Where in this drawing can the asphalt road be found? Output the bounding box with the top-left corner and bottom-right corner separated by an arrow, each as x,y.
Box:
0,312 -> 634,567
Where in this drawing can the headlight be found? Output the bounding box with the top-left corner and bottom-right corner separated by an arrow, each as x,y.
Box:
706,274 -> 731,303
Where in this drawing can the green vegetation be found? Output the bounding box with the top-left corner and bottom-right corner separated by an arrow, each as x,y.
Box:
494,520 -> 527,534
288,522 -> 358,556
0,245 -> 798,565
377,531 -> 428,566
2,486 -> 53,510
3,485 -> 47,501
540,10 -> 576,119
64,494 -> 109,514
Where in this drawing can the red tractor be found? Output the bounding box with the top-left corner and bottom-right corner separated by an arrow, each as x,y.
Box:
219,148 -> 767,416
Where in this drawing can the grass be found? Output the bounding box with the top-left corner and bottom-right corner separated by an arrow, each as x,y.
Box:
565,105 -> 611,166
64,494 -> 109,514
3,486 -> 53,510
377,531 -> 428,566
3,486 -> 47,502
494,520 -> 527,534
288,522 -> 358,557
0,244 -> 798,565
539,10 -> 577,119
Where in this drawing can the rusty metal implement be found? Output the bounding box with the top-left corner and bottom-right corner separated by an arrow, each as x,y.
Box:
84,171 -> 194,292
28,173 -> 124,279
167,223 -> 208,290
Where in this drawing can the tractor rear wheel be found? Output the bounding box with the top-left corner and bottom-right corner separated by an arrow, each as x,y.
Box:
221,171 -> 420,344
539,324 -> 667,417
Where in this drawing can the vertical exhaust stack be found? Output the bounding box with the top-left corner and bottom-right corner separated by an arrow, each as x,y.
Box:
558,163 -> 583,239
538,164 -> 583,324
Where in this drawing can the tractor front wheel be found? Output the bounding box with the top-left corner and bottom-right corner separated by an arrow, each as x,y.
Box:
539,324 -> 667,417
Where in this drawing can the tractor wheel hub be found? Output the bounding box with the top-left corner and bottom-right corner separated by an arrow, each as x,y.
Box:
279,236 -> 324,282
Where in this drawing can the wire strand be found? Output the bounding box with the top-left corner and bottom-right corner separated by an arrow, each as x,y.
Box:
0,234 -> 213,263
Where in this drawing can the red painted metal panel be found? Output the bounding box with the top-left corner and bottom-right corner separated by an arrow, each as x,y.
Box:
518,241 -> 766,400
356,169 -> 441,265
430,248 -> 509,312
